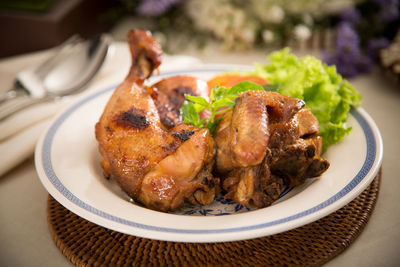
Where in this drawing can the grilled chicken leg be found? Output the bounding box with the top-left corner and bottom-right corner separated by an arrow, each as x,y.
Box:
95,30 -> 217,212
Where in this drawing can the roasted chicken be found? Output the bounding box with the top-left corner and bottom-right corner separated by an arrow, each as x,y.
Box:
147,75 -> 209,129
214,90 -> 330,208
96,29 -> 331,212
95,30 -> 218,212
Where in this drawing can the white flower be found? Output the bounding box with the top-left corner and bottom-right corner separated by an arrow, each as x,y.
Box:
242,28 -> 256,43
266,5 -> 285,24
293,24 -> 311,41
262,30 -> 274,43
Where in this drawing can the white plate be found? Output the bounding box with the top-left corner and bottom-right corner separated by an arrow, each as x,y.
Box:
35,65 -> 383,243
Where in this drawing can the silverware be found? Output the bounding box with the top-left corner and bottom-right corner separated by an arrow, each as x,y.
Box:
0,33 -> 112,121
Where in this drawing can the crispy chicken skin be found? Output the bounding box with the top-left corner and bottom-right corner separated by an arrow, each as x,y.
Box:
95,30 -> 217,212
215,90 -> 329,208
230,92 -> 269,167
215,91 -> 305,173
147,75 -> 209,129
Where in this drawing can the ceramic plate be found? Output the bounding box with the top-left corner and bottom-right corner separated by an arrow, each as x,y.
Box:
35,65 -> 383,243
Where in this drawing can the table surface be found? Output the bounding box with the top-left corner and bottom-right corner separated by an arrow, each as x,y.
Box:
1,23 -> 400,267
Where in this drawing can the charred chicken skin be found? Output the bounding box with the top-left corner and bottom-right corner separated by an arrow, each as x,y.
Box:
147,75 -> 209,129
95,30 -> 218,212
214,90 -> 330,208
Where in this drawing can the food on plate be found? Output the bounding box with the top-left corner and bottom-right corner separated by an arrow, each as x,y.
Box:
248,48 -> 362,151
147,75 -> 209,129
207,73 -> 268,90
95,30 -> 218,212
94,28 -> 360,212
213,90 -> 329,208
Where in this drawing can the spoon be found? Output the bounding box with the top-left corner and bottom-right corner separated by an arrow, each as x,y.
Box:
0,33 -> 112,121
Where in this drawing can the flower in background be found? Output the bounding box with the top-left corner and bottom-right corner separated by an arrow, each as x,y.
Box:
372,0 -> 399,22
293,24 -> 311,41
257,4 -> 285,24
266,5 -> 285,23
339,7 -> 361,24
282,0 -> 325,15
137,0 -> 183,17
262,29 -> 275,44
335,22 -> 359,51
249,1 -> 285,24
323,22 -> 372,77
185,0 -> 258,49
109,0 -> 397,80
322,0 -> 399,77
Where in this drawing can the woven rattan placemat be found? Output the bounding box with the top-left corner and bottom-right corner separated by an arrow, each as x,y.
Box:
47,169 -> 381,266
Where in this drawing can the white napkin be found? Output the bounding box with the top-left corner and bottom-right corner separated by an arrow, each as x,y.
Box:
0,42 -> 203,176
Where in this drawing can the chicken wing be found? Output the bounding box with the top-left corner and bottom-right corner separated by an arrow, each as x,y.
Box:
214,90 -> 329,208
95,30 -> 217,212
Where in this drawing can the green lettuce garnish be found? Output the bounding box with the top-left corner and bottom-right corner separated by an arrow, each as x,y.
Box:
250,48 -> 361,151
181,48 -> 361,152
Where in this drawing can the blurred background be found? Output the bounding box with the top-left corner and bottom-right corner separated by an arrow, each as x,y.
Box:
0,0 -> 399,80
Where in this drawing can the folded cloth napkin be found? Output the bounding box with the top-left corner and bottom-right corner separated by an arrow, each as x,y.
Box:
0,42 -> 203,176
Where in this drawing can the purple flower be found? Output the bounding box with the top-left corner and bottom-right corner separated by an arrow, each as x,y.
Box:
323,22 -> 372,77
335,22 -> 360,51
372,0 -> 399,22
340,8 -> 361,24
367,38 -> 390,61
137,0 -> 183,17
324,51 -> 372,78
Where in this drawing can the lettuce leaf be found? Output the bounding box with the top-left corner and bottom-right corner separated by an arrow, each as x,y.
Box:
250,48 -> 361,151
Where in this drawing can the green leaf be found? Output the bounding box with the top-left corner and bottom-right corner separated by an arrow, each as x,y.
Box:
262,84 -> 281,92
249,48 -> 362,151
228,81 -> 264,95
193,103 -> 206,113
181,80 -> 271,134
215,107 -> 232,115
212,98 -> 236,110
206,117 -> 223,134
185,94 -> 210,107
211,85 -> 228,101
180,101 -> 199,125
199,118 -> 207,125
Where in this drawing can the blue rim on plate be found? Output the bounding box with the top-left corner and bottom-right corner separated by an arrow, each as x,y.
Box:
36,67 -> 382,239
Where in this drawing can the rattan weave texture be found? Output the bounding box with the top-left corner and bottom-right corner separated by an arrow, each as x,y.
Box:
47,170 -> 381,267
